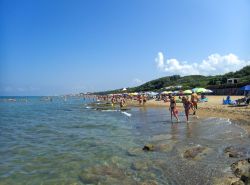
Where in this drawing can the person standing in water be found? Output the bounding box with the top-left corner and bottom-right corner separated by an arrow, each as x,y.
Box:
111,96 -> 116,107
142,94 -> 147,105
138,95 -> 142,105
120,97 -> 126,108
182,96 -> 194,122
169,96 -> 179,122
191,91 -> 199,114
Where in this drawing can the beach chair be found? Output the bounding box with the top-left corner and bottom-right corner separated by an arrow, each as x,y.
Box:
236,97 -> 246,105
236,97 -> 250,106
228,97 -> 250,108
246,98 -> 250,105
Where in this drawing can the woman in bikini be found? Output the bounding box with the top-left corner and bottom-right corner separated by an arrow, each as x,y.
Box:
169,96 -> 179,122
182,96 -> 194,122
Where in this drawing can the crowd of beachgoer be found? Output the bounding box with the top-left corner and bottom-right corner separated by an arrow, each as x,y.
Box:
168,92 -> 199,122
96,94 -> 129,108
95,94 -> 149,109
95,92 -> 200,122
92,91 -> 249,123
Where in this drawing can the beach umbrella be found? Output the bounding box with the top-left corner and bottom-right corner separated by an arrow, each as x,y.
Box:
192,87 -> 206,93
147,92 -> 158,96
173,90 -> 179,94
161,91 -> 172,94
192,88 -> 199,92
240,85 -> 250,91
183,90 -> 192,94
204,89 -> 213,93
129,92 -> 138,96
195,88 -> 207,93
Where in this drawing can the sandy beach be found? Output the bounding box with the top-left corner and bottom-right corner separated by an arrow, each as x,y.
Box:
127,95 -> 250,131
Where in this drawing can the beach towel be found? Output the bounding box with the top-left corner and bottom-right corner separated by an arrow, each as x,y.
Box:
199,98 -> 208,102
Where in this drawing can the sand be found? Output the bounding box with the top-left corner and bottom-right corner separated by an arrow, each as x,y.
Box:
126,95 -> 250,132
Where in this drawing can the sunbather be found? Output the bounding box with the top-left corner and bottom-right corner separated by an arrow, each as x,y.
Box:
223,96 -> 232,105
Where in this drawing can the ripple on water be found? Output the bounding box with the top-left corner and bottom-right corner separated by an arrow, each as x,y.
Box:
195,117 -> 248,141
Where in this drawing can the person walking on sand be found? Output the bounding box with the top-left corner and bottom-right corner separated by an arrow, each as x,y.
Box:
191,91 -> 199,114
169,96 -> 179,122
182,96 -> 194,122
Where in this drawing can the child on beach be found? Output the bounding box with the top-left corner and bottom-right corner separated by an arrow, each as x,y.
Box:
182,96 -> 194,122
169,96 -> 179,122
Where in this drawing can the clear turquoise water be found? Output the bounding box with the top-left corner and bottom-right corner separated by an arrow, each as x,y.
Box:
0,97 -> 249,185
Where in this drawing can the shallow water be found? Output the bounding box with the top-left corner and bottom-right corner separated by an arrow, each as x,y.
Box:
0,97 -> 249,185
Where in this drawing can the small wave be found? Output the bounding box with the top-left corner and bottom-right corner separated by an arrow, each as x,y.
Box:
225,118 -> 232,125
204,117 -> 232,125
85,106 -> 92,109
234,124 -> 248,138
101,110 -> 118,112
121,111 -> 132,117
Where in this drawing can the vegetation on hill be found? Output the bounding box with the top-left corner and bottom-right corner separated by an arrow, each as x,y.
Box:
94,65 -> 250,95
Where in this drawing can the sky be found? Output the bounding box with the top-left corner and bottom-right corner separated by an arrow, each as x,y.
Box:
0,0 -> 249,95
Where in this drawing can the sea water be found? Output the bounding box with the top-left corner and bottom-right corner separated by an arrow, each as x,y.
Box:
0,96 -> 249,185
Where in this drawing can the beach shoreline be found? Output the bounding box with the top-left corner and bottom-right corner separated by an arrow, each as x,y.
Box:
126,95 -> 250,132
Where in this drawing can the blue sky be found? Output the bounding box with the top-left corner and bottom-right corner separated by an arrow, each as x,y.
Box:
1,0 -> 249,95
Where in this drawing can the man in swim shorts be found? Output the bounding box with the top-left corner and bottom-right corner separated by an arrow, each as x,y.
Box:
191,91 -> 199,114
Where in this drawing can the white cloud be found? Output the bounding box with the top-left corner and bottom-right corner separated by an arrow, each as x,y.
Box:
155,52 -> 250,76
155,52 -> 164,69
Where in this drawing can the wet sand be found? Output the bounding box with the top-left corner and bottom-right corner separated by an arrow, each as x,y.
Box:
126,95 -> 250,132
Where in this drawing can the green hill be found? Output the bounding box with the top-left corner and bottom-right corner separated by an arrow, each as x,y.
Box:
95,65 -> 250,95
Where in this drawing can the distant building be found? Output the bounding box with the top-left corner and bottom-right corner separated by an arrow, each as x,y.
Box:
227,78 -> 239,84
